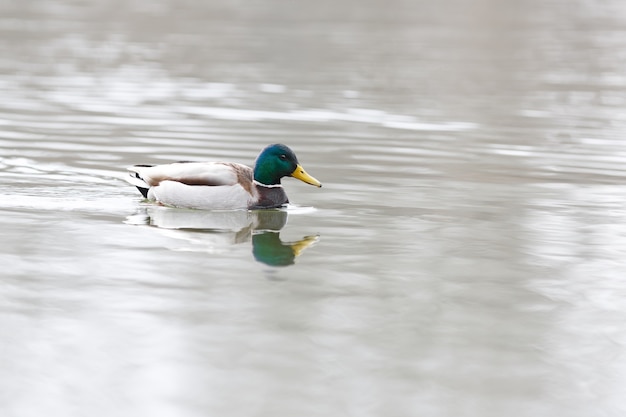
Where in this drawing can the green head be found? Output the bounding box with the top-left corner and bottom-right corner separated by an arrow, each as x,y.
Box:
253,144 -> 322,187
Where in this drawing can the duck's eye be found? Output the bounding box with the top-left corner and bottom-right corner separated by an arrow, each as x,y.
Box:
279,154 -> 287,160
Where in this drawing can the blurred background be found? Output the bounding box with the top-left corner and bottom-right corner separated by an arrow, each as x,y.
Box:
1,1 -> 626,416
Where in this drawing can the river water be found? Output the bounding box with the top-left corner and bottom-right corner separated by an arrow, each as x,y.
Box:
2,1 -> 626,416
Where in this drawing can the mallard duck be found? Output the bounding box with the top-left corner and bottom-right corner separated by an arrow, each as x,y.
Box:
126,144 -> 322,210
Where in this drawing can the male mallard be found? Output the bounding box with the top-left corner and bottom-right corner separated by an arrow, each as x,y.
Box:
126,144 -> 322,210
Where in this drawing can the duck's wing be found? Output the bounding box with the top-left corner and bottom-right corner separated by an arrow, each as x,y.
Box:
128,162 -> 252,188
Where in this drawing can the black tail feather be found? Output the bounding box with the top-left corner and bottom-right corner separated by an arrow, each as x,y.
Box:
136,186 -> 149,198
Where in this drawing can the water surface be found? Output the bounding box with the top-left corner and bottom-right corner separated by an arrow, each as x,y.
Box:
2,1 -> 626,416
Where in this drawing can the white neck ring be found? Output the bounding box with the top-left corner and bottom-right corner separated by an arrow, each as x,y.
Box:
253,180 -> 283,188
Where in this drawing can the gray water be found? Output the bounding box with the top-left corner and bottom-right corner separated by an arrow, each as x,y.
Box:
2,1 -> 626,416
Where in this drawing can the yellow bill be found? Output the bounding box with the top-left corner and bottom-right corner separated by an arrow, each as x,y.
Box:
291,164 -> 322,187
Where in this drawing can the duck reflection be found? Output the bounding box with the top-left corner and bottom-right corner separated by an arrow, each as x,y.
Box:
125,206 -> 319,266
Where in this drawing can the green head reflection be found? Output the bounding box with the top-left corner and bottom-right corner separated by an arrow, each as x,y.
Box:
252,232 -> 319,267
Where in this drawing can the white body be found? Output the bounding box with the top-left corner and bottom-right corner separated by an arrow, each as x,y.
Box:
148,180 -> 252,210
